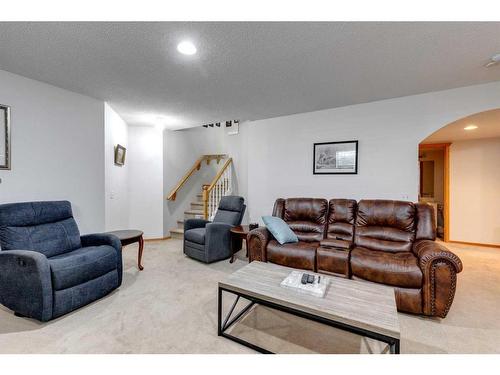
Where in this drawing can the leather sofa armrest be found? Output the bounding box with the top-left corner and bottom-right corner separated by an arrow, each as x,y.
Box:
0,250 -> 53,321
413,240 -> 463,318
413,240 -> 463,273
184,218 -> 210,232
248,227 -> 272,262
81,233 -> 123,286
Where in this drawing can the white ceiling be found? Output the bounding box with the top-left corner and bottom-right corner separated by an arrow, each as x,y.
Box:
0,22 -> 499,130
423,109 -> 500,143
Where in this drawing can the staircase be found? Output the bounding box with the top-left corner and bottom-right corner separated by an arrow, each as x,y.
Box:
167,154 -> 234,240
170,193 -> 204,239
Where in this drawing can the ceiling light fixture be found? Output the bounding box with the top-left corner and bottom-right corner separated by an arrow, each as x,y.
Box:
177,41 -> 197,55
485,53 -> 500,68
464,125 -> 478,131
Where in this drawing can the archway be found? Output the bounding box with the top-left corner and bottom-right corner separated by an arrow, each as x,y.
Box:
419,108 -> 500,246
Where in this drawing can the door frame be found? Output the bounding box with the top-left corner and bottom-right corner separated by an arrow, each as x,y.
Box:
419,143 -> 451,242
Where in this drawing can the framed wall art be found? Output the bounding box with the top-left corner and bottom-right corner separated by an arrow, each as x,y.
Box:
0,104 -> 11,170
313,140 -> 358,175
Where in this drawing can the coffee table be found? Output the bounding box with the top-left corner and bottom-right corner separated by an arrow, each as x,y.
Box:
218,261 -> 400,354
107,229 -> 144,270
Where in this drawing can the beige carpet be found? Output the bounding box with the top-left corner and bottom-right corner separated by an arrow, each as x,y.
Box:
0,239 -> 499,354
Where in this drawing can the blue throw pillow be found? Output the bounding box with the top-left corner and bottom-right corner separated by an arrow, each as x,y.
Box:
262,216 -> 299,245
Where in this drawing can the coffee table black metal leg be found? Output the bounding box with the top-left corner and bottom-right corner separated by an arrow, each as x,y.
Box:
390,339 -> 400,354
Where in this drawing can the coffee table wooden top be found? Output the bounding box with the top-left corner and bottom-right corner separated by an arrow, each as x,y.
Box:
230,225 -> 251,235
219,261 -> 400,339
107,229 -> 143,241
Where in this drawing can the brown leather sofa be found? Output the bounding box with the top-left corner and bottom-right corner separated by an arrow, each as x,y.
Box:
248,198 -> 463,318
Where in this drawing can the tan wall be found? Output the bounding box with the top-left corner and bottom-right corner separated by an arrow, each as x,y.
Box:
419,149 -> 445,204
450,137 -> 500,245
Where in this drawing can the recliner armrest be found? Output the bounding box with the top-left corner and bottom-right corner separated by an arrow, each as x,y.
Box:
184,218 -> 210,232
81,233 -> 123,286
248,227 -> 272,262
0,250 -> 53,321
81,233 -> 122,251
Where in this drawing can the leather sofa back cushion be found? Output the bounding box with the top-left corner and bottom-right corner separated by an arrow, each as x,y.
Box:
326,199 -> 357,241
283,198 -> 328,242
0,201 -> 81,257
415,203 -> 436,240
355,200 -> 416,252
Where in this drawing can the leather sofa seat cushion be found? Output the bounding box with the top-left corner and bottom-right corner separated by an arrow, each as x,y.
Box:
184,228 -> 206,244
319,238 -> 352,249
266,240 -> 318,270
49,245 -> 118,290
350,247 -> 423,288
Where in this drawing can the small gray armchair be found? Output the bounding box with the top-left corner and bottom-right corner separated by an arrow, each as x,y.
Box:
183,196 -> 246,263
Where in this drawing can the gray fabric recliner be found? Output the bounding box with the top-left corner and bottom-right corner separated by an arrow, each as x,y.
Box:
0,201 -> 122,321
183,196 -> 246,263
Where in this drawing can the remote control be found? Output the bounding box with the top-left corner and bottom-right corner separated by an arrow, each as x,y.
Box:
301,274 -> 308,284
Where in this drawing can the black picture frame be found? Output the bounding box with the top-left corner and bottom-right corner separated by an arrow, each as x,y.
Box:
313,140 -> 358,175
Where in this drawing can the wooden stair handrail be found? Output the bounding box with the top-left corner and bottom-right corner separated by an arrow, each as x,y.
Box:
166,154 -> 228,201
202,158 -> 233,219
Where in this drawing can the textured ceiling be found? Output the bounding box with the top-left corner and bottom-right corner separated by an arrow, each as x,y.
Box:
424,109 -> 500,143
0,22 -> 499,129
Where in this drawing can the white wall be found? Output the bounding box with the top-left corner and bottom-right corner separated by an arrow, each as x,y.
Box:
128,126 -> 164,238
0,69 -> 105,234
162,124 -> 249,233
245,82 -> 500,223
104,103 -> 129,231
450,137 -> 500,245
160,81 -> 500,233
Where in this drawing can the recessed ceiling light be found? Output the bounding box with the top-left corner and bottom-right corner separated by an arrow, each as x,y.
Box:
464,125 -> 478,131
177,41 -> 197,55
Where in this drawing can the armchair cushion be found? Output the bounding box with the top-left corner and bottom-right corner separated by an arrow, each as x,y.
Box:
49,245 -> 118,290
0,201 -> 81,257
184,228 -> 206,244
184,218 -> 209,232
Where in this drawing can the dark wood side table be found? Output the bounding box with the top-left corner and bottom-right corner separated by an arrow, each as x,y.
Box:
107,229 -> 144,271
229,225 -> 252,264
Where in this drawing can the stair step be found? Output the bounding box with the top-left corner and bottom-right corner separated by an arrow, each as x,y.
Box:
184,209 -> 205,219
177,220 -> 184,228
191,201 -> 203,209
170,228 -> 184,239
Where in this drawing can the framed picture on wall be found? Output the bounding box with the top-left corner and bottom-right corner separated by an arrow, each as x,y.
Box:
313,140 -> 358,174
114,144 -> 127,166
1,104 -> 11,170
